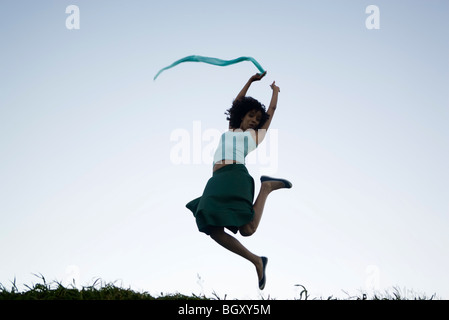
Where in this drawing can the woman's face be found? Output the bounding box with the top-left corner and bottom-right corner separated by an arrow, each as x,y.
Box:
240,109 -> 262,131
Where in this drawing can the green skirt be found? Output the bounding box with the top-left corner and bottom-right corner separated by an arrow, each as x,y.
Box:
186,164 -> 255,235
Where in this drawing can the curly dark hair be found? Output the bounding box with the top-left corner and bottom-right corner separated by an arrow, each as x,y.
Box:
225,96 -> 269,129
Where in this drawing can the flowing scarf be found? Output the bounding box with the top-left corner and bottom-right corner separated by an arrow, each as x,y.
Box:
154,55 -> 265,80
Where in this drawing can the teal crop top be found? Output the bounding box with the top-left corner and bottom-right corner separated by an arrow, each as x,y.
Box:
213,130 -> 257,165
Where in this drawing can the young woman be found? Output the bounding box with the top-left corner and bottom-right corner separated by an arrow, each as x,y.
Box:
186,72 -> 292,290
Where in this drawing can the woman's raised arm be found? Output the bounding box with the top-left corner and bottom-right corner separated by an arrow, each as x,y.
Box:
256,81 -> 280,143
235,71 -> 267,101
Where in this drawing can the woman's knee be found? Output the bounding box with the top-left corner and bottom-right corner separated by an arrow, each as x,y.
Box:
209,227 -> 225,241
239,225 -> 255,237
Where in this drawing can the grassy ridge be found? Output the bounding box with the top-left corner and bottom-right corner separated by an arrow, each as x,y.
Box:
0,274 -> 438,300
0,274 -> 208,300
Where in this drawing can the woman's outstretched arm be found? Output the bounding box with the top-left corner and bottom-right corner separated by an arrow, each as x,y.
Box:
235,71 -> 267,101
257,81 -> 280,143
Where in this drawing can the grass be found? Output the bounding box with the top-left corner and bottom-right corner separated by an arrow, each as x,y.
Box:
0,274 -> 439,300
293,284 -> 439,300
0,274 -> 208,300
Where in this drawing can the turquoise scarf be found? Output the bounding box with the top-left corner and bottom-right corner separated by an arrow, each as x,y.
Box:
154,55 -> 265,80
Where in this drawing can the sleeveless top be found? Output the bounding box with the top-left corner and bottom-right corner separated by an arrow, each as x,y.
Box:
213,130 -> 257,165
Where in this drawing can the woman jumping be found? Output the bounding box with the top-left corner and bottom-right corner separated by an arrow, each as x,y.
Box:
186,72 -> 292,290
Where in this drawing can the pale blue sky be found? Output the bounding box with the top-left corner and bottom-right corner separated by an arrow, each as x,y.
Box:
1,0 -> 448,299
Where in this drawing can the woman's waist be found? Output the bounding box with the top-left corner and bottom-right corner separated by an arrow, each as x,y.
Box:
213,161 -> 246,173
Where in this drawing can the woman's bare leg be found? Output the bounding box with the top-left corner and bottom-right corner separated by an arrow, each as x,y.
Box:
239,180 -> 285,237
209,227 -> 264,281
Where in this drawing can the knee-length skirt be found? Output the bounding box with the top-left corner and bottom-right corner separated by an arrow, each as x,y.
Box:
186,164 -> 255,235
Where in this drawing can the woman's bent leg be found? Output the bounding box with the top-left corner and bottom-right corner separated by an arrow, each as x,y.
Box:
209,227 -> 264,281
239,180 -> 285,236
